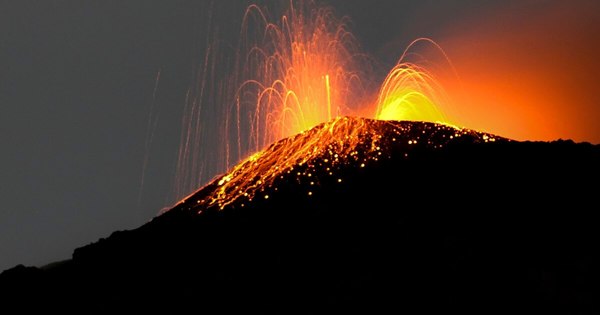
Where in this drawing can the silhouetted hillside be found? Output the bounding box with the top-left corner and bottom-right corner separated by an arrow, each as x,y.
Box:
2,118 -> 599,313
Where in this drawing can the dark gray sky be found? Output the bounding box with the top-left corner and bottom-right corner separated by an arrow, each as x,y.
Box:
2,0 -> 597,271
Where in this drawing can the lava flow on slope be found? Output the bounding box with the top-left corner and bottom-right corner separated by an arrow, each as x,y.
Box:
2,118 -> 599,312
175,116 -> 506,212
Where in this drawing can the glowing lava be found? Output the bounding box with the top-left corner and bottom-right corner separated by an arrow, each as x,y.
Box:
177,117 -> 503,211
229,3 -> 457,172
376,61 -> 446,122
233,2 -> 372,154
174,1 -> 456,202
375,39 -> 454,124
234,6 -> 455,152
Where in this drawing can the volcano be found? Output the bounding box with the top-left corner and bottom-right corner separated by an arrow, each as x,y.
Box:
2,118 -> 599,312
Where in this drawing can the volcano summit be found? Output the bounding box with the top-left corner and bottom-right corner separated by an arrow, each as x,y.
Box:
2,118 -> 599,312
178,117 -> 506,211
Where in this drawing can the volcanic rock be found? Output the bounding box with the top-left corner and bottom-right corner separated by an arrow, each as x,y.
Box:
2,118 -> 599,312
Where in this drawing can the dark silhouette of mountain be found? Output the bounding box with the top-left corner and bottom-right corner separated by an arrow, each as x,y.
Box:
2,118 -> 599,313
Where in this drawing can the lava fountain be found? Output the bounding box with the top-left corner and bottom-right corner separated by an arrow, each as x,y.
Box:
174,1 -> 455,202
231,1 -> 372,157
375,38 -> 455,124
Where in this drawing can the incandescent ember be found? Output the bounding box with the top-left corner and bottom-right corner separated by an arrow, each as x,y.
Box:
176,116 -> 507,211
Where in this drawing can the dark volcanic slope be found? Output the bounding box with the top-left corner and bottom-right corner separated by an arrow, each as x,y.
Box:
2,118 -> 599,312
180,117 -> 507,211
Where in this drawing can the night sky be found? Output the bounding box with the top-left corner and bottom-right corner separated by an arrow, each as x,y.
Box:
1,0 -> 599,271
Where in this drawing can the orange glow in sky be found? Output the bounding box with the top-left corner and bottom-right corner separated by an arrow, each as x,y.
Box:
175,1 -> 600,200
433,1 -> 600,143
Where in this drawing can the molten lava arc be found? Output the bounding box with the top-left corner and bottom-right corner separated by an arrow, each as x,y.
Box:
175,2 -> 456,202
234,2 -> 372,154
375,38 -> 455,124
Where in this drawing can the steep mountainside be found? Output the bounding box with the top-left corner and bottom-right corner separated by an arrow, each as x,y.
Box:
2,118 -> 599,312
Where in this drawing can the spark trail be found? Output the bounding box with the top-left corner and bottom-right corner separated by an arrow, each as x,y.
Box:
177,117 -> 502,211
174,1 -> 458,204
231,1 -> 372,157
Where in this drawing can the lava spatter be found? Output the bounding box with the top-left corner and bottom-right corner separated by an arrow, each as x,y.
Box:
175,117 -> 506,212
174,1 -> 458,200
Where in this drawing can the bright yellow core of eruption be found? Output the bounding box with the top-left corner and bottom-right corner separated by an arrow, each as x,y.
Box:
375,64 -> 448,123
374,40 -> 452,124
